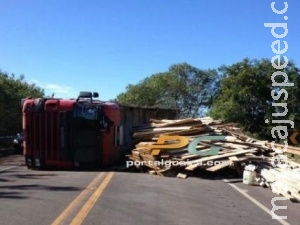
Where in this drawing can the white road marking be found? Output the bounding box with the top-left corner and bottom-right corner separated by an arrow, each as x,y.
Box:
223,179 -> 291,225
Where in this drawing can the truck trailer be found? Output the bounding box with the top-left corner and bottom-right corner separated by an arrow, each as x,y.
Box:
22,91 -> 177,170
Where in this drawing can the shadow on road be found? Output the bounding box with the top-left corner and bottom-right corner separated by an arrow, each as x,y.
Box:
0,178 -> 10,182
0,191 -> 27,199
0,184 -> 81,191
13,173 -> 57,179
0,184 -> 82,199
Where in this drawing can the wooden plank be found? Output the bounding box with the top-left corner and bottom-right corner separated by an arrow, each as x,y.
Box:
264,142 -> 300,156
206,160 -> 230,172
152,118 -> 200,128
162,127 -> 209,136
185,149 -> 257,171
176,173 -> 188,179
148,170 -> 156,175
228,156 -> 239,161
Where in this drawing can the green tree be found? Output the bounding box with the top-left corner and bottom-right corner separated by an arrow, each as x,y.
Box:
208,58 -> 300,140
117,63 -> 218,117
0,71 -> 45,135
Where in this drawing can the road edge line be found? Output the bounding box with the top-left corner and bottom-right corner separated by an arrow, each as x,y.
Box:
223,179 -> 291,225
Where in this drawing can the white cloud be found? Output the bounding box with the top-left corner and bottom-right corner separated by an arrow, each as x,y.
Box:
44,83 -> 71,94
26,79 -> 79,98
43,83 -> 78,98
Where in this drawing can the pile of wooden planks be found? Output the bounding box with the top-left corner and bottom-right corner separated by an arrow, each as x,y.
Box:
127,117 -> 277,177
126,116 -> 300,202
258,163 -> 300,202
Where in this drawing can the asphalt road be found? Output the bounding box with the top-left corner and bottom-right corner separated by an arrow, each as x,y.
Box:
0,155 -> 299,225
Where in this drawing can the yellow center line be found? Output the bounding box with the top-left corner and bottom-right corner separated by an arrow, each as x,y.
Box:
70,172 -> 114,225
51,172 -> 104,225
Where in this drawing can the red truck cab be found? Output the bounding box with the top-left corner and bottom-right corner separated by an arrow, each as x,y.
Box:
22,92 -> 120,169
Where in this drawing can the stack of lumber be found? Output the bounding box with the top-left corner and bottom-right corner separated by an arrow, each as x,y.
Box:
258,162 -> 300,202
127,116 -> 300,202
127,117 -> 276,177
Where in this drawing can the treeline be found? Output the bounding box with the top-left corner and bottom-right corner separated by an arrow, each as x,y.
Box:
1,58 -> 299,140
0,71 -> 44,136
117,58 -> 300,140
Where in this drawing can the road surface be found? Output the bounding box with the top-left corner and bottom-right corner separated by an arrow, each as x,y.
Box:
0,155 -> 299,225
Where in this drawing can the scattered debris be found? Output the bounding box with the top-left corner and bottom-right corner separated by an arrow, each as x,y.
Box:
128,117 -> 273,175
258,165 -> 300,202
127,117 -> 300,202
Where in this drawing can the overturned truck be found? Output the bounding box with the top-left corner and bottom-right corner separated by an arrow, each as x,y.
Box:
22,91 -> 177,169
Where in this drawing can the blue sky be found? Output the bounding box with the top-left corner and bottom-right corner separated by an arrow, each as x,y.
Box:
0,0 -> 299,100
